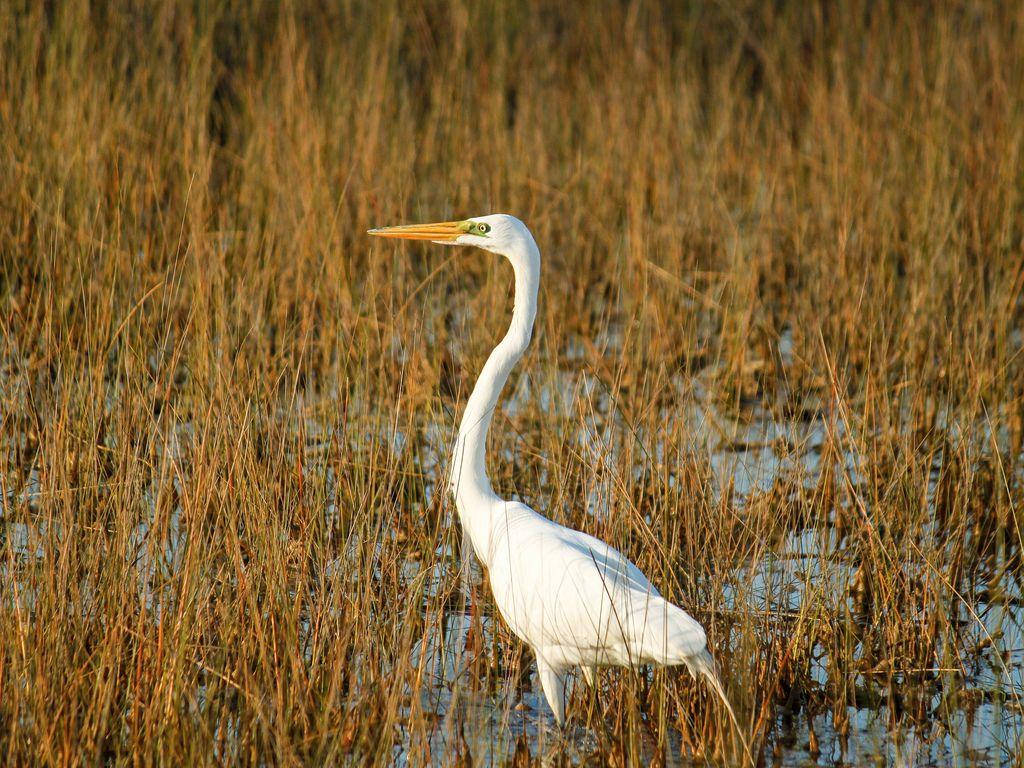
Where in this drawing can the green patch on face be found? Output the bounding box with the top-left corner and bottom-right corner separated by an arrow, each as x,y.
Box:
460,220 -> 491,237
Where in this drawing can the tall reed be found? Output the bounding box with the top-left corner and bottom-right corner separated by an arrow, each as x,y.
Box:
1,1 -> 1022,764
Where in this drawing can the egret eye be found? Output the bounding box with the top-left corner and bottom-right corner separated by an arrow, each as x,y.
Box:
478,223 -> 491,234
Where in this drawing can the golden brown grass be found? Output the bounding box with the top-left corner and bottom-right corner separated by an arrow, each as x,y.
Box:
2,1 -> 1023,765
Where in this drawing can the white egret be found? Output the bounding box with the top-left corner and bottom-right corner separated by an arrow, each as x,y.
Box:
369,214 -> 736,729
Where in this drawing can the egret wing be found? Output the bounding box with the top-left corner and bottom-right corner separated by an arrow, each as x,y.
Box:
486,503 -> 706,668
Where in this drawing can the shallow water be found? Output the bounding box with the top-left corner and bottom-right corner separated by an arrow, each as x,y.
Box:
5,373 -> 1022,766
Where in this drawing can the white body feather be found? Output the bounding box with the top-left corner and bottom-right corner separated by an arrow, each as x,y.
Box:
481,499 -> 712,722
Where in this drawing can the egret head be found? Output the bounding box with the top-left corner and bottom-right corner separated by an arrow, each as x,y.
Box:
368,214 -> 538,264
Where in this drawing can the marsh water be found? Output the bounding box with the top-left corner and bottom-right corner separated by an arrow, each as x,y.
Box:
6,363 -> 1023,767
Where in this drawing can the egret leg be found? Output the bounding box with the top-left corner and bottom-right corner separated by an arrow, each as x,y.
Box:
581,665 -> 597,688
460,528 -> 475,598
536,656 -> 567,726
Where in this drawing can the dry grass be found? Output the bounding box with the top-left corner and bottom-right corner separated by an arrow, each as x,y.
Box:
2,1 -> 1023,765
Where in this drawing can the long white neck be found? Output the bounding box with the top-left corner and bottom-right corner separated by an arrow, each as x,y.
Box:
448,236 -> 540,544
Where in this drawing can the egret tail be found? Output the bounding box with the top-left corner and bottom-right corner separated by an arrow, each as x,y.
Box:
689,649 -> 751,764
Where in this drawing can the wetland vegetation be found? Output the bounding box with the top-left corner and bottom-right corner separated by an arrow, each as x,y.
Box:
1,1 -> 1023,764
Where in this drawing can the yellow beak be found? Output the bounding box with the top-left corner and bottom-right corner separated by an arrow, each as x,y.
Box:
367,220 -> 466,242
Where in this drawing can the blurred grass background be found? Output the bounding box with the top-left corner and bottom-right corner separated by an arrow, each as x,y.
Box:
1,1 -> 1023,765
